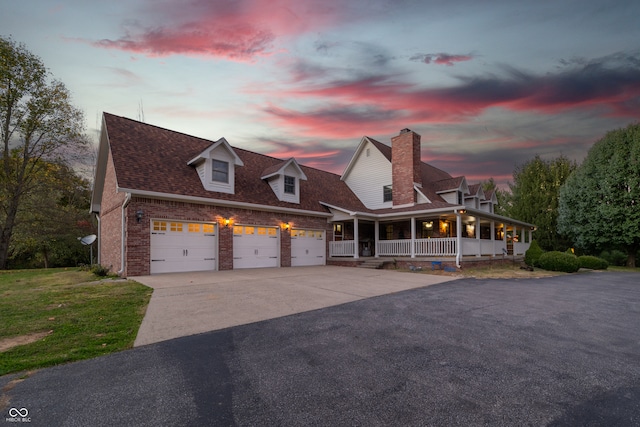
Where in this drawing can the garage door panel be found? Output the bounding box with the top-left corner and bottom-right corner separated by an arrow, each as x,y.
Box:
291,229 -> 325,266
233,225 -> 279,269
150,221 -> 217,274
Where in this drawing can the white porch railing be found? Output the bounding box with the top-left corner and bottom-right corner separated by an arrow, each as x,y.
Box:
329,238 -> 529,258
461,238 -> 508,256
377,239 -> 412,256
330,240 -> 356,256
414,238 -> 457,256
461,238 -> 530,256
514,241 -> 529,256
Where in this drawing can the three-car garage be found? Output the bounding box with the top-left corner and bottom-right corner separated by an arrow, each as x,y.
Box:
150,220 -> 326,274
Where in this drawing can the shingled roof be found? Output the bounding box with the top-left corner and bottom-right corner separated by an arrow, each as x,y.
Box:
98,113 -> 496,217
102,113 -> 368,214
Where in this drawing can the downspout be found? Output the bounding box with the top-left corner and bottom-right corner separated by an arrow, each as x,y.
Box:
96,214 -> 101,265
118,193 -> 132,275
455,210 -> 462,268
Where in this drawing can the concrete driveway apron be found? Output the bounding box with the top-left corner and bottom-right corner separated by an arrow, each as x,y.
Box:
131,265 -> 456,346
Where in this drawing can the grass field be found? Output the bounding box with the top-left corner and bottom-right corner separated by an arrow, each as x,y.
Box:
0,269 -> 152,376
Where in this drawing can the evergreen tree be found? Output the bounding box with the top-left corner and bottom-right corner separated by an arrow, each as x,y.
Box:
558,123 -> 640,267
504,155 -> 576,251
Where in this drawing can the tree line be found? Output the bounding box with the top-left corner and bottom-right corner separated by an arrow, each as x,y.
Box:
1,36 -> 638,269
1,36 -> 93,269
488,123 -> 639,268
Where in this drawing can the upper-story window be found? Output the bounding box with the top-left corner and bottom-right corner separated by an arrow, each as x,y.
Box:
212,160 -> 229,183
284,175 -> 295,194
383,185 -> 393,202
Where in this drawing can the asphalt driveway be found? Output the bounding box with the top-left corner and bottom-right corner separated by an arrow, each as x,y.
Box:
131,266 -> 456,346
2,271 -> 640,426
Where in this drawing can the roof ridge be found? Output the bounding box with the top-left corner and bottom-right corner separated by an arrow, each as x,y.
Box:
232,146 -> 341,177
103,112 -> 217,145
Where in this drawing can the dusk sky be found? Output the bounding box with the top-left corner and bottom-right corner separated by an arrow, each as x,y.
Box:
3,0 -> 640,186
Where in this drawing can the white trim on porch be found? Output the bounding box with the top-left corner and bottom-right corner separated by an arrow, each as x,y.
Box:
328,212 -> 533,261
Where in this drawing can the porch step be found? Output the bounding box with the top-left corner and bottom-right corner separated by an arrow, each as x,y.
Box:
358,260 -> 385,269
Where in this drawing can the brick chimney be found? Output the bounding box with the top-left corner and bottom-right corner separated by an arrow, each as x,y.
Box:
391,128 -> 422,206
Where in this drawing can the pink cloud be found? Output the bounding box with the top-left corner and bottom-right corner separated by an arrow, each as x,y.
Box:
259,53 -> 640,139
264,103 -> 404,139
91,0 -> 346,60
411,53 -> 474,66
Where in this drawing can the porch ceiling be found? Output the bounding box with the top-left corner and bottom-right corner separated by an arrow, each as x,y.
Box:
328,207 -> 534,228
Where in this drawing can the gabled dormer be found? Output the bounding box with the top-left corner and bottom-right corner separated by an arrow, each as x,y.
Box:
465,184 -> 486,209
434,176 -> 469,205
187,137 -> 244,194
480,189 -> 498,213
261,158 -> 307,204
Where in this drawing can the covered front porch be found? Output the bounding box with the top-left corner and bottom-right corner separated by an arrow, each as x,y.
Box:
328,209 -> 533,268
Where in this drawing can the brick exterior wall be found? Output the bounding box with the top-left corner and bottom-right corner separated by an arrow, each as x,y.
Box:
98,150 -> 126,274
391,129 -> 422,206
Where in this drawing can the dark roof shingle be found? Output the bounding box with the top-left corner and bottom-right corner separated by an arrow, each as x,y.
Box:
104,113 -> 367,213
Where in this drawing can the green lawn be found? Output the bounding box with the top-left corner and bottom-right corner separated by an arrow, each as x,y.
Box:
0,268 -> 152,375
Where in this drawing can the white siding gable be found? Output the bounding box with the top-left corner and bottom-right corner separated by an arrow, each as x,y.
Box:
480,201 -> 494,213
440,191 -> 459,204
343,139 -> 393,209
464,197 -> 479,209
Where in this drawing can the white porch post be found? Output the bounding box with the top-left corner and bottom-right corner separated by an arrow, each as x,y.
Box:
455,212 -> 462,268
475,216 -> 481,257
490,221 -> 495,257
374,220 -> 380,258
503,223 -> 508,252
528,227 -> 532,244
353,216 -> 359,259
410,217 -> 416,258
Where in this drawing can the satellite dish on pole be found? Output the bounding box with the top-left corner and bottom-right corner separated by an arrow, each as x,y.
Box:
79,234 -> 97,245
78,234 -> 97,265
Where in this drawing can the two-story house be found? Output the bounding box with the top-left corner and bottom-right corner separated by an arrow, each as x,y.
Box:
91,113 -> 533,276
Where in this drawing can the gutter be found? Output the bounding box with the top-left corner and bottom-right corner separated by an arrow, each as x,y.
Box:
118,193 -> 132,275
117,188 -> 333,218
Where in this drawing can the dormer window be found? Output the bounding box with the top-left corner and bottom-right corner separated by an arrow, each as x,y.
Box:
284,176 -> 295,194
212,160 -> 229,183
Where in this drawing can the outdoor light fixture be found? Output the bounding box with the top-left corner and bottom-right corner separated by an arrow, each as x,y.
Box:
458,209 -> 467,214
282,222 -> 290,231
136,210 -> 144,223
223,218 -> 231,227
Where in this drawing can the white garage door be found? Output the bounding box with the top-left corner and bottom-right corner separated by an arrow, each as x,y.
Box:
233,225 -> 279,269
291,229 -> 325,266
150,220 -> 217,274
